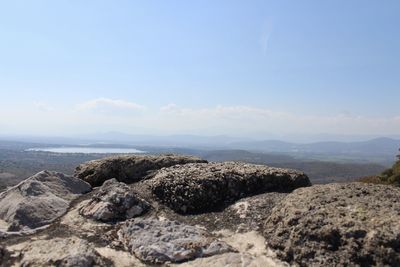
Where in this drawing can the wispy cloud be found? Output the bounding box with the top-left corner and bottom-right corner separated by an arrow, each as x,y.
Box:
160,103 -> 179,112
33,101 -> 54,112
260,17 -> 273,56
77,98 -> 145,111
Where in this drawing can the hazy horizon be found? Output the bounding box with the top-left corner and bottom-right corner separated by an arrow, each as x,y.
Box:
1,1 -> 399,137
1,131 -> 400,145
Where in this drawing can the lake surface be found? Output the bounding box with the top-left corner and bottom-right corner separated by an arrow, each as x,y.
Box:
26,147 -> 146,154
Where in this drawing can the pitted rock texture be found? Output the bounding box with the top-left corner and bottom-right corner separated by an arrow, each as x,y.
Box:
75,154 -> 207,187
79,178 -> 149,222
15,237 -> 109,267
118,218 -> 233,264
264,183 -> 400,267
150,162 -> 310,214
0,170 -> 91,232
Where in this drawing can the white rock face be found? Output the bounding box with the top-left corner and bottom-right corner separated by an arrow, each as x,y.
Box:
0,170 -> 91,232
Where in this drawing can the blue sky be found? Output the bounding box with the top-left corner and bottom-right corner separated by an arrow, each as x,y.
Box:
0,1 -> 399,137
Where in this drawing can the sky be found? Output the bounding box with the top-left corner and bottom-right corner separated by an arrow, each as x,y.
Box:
0,1 -> 399,139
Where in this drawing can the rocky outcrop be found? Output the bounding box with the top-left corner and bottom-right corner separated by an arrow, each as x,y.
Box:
75,154 -> 207,187
117,218 -> 233,264
150,162 -> 310,213
2,154 -> 400,267
264,183 -> 400,267
0,170 -> 91,232
79,179 -> 149,222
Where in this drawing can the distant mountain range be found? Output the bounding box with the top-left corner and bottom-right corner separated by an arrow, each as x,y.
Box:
1,133 -> 399,165
231,137 -> 400,155
229,138 -> 400,166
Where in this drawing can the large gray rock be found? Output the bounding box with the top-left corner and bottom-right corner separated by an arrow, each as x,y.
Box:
118,218 -> 233,264
75,154 -> 207,187
150,162 -> 310,213
79,178 -> 149,222
264,183 -> 400,267
0,170 -> 91,231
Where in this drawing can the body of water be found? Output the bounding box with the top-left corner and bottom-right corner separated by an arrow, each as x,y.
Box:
26,147 -> 146,154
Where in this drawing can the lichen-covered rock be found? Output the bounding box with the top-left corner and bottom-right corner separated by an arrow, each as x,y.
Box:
75,154 -> 207,187
263,183 -> 400,267
150,162 -> 310,213
118,218 -> 233,264
15,237 -> 109,267
79,178 -> 149,222
0,171 -> 91,232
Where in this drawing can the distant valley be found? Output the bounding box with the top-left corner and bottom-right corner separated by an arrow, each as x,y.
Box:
0,136 -> 395,190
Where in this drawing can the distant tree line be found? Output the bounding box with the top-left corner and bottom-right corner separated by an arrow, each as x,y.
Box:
377,148 -> 400,186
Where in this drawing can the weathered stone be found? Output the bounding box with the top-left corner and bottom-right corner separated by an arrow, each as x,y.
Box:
75,154 -> 207,187
3,154 -> 400,267
264,183 -> 400,267
150,162 -> 310,214
15,237 -> 109,267
118,218 -> 233,263
79,178 -> 149,222
0,170 -> 91,232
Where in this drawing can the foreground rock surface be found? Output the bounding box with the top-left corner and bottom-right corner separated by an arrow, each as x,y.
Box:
118,218 -> 233,263
175,231 -> 289,267
150,162 -> 310,213
0,171 -> 91,232
264,183 -> 400,267
75,154 -> 207,187
3,154 -> 400,267
10,237 -> 109,267
79,179 -> 149,222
